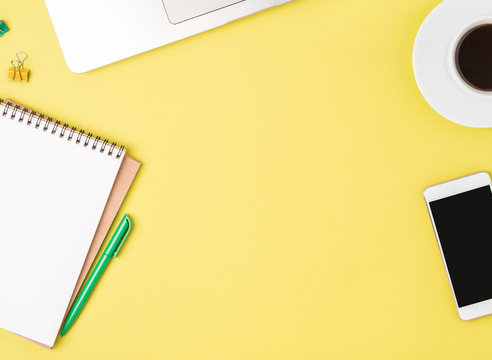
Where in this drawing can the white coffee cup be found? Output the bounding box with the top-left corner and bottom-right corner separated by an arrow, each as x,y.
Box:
448,16 -> 492,98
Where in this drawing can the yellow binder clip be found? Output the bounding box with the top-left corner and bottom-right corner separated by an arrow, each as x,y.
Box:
8,52 -> 29,82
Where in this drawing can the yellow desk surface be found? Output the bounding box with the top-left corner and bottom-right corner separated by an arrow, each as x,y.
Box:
2,0 -> 492,358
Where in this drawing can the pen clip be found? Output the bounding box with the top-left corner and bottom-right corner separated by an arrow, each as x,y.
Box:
113,215 -> 132,257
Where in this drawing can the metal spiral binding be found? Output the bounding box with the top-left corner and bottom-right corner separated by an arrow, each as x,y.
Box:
0,98 -> 124,158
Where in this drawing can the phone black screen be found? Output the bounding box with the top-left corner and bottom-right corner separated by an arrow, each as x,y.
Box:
429,185 -> 492,307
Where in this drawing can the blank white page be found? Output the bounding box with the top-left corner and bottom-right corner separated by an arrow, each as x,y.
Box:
0,102 -> 124,346
162,0 -> 243,24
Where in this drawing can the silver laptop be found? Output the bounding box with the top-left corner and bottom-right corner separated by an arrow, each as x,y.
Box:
44,0 -> 292,73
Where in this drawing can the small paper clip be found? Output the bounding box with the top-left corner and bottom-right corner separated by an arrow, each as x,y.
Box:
0,20 -> 8,37
8,52 -> 29,83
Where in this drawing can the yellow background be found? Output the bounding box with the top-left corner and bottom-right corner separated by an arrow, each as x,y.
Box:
2,0 -> 492,358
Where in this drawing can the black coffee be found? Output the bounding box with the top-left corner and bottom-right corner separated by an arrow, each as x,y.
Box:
455,24 -> 492,91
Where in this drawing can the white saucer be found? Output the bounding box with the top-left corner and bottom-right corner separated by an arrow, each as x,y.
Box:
413,0 -> 492,128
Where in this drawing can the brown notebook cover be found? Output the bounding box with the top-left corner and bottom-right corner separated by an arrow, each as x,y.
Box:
4,100 -> 140,349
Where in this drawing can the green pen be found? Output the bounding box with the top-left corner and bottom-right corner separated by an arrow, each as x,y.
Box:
60,214 -> 132,336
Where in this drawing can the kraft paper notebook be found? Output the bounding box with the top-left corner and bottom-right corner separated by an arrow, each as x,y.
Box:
0,99 -> 140,348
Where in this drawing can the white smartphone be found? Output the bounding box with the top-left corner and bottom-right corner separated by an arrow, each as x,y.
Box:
424,172 -> 492,320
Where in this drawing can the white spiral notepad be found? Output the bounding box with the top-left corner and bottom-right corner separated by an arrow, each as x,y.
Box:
0,100 -> 125,347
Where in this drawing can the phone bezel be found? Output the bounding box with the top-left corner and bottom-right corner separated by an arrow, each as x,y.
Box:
424,172 -> 492,320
